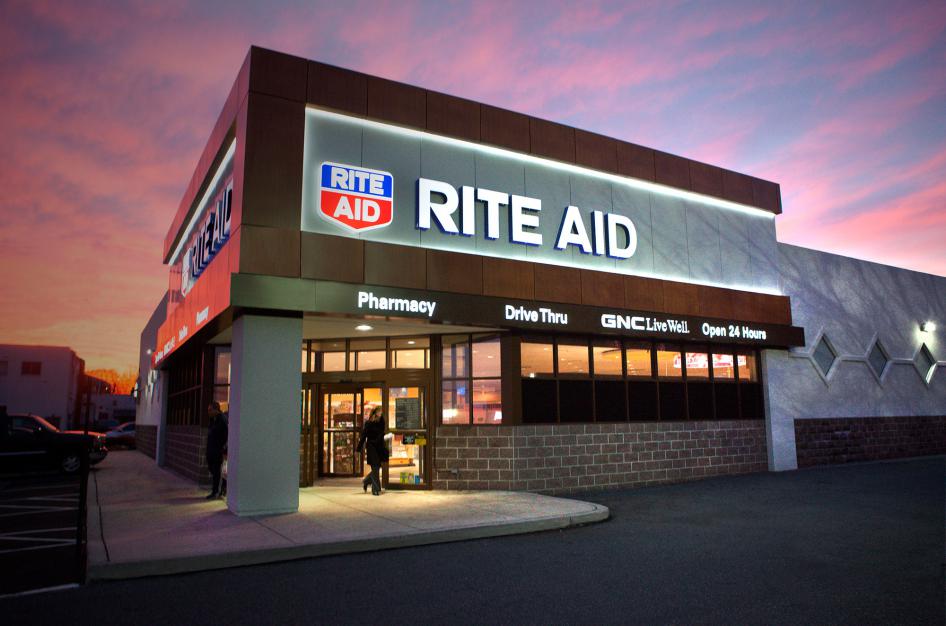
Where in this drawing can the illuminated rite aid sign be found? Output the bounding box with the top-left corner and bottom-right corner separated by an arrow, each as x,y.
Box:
181,180 -> 233,296
317,162 -> 638,259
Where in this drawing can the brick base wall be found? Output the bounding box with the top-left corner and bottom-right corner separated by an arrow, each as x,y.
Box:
135,424 -> 158,459
794,416 -> 946,468
164,424 -> 210,484
434,421 -> 767,494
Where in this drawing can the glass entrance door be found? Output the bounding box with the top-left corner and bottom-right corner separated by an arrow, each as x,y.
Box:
386,386 -> 428,488
319,385 -> 383,477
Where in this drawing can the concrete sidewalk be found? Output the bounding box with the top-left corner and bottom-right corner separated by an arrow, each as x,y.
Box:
87,451 -> 608,580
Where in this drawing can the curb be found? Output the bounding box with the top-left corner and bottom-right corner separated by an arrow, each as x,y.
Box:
87,504 -> 609,581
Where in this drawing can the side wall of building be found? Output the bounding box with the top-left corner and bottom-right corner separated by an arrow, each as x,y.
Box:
0,345 -> 80,429
765,244 -> 946,470
136,294 -> 169,460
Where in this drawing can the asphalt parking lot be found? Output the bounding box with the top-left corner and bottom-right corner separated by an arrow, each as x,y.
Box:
0,472 -> 87,596
2,456 -> 943,624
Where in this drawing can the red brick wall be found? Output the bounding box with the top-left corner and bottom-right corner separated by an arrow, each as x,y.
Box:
135,424 -> 158,459
164,424 -> 210,484
434,421 -> 767,494
794,416 -> 946,468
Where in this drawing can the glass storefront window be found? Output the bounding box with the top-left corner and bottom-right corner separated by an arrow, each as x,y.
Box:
592,341 -> 623,376
442,379 -> 469,424
351,350 -> 386,370
713,354 -> 736,379
656,345 -> 682,378
388,386 -> 424,430
322,352 -> 346,372
442,335 -> 469,378
349,339 -> 386,371
558,342 -> 589,375
393,349 -> 427,368
391,337 -> 429,369
212,385 -> 229,412
738,353 -> 758,382
521,342 -> 554,377
472,379 -> 503,424
214,348 -> 231,385
313,340 -> 346,372
472,336 -> 501,377
685,352 -> 710,379
625,345 -> 652,377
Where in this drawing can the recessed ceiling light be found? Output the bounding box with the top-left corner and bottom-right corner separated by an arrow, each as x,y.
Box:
407,340 -> 416,345
355,324 -> 373,332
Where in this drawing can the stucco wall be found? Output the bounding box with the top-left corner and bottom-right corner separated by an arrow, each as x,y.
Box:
765,244 -> 946,470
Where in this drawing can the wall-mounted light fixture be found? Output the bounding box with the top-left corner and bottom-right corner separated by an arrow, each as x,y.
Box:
921,321 -> 937,332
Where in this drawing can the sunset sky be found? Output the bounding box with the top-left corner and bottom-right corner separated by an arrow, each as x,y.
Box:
1,0 -> 944,372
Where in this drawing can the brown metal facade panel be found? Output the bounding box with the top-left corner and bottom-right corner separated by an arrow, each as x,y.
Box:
697,285 -> 735,320
579,270 -> 624,308
759,294 -> 793,326
366,76 -> 426,128
654,151 -> 691,189
752,177 -> 783,214
482,257 -> 535,300
426,249 -> 484,295
364,242 -> 426,289
480,104 -> 531,153
240,92 -> 305,229
530,117 -> 576,163
533,264 -> 582,304
616,142 -> 656,182
247,46 -> 307,102
237,225 -> 301,278
688,161 -> 725,198
307,61 -> 367,116
662,281 -> 701,316
722,170 -> 755,205
301,232 -> 365,283
624,275 -> 665,312
575,129 -> 618,173
426,91 -> 480,142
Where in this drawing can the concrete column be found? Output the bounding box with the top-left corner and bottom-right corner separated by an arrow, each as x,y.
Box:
228,314 -> 301,515
155,373 -> 168,467
761,350 -> 799,471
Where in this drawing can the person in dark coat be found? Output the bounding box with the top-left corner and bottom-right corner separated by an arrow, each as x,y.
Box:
357,406 -> 387,495
206,402 -> 228,500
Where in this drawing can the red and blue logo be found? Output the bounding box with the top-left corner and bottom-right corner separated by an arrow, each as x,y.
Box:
318,162 -> 394,232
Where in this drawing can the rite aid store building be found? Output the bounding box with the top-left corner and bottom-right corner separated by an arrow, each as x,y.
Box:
136,47 -> 946,516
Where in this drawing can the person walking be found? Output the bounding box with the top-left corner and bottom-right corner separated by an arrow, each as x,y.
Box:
206,402 -> 228,500
357,406 -> 388,495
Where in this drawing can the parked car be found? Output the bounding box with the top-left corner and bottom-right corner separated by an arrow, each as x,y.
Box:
92,418 -> 120,432
105,422 -> 136,449
0,413 -> 108,473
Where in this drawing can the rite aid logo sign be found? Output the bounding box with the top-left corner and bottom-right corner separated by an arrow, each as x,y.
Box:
318,162 -> 394,232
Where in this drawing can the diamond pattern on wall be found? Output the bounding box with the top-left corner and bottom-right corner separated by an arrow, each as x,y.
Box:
812,335 -> 837,377
867,341 -> 889,378
915,344 -> 936,383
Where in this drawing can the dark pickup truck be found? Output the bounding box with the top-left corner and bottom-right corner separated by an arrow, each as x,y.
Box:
0,413 -> 108,473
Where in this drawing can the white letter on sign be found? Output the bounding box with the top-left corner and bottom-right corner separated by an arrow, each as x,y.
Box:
607,213 -> 637,259
555,206 -> 592,253
417,178 -> 459,234
511,195 -> 542,246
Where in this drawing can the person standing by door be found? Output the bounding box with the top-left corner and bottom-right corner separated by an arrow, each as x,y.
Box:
206,402 -> 228,500
357,406 -> 388,495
